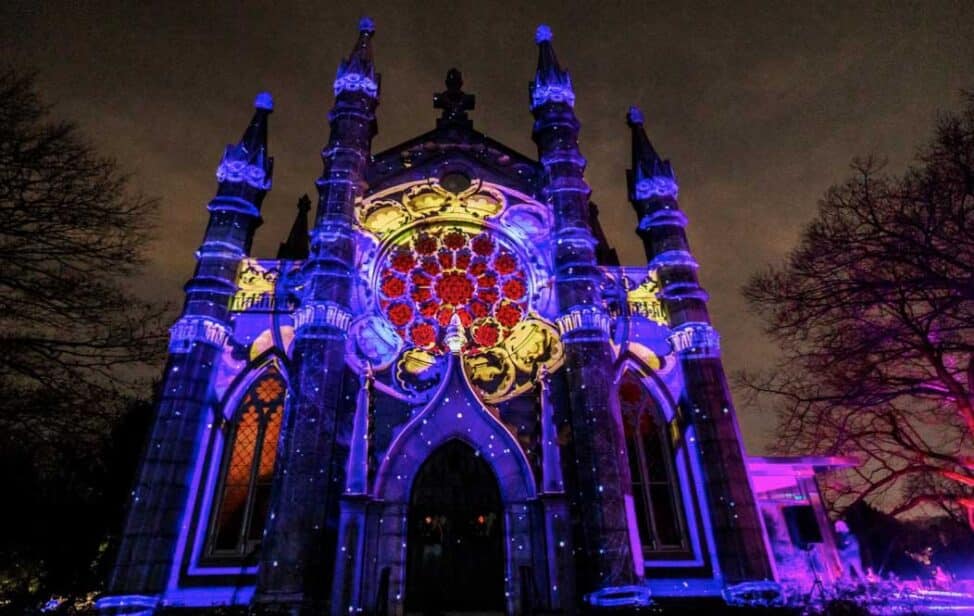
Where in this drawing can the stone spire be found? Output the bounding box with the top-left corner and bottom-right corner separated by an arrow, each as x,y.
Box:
626,105 -> 677,202
529,24 -> 638,598
105,94 -> 272,601
333,17 -> 379,99
530,24 -> 575,110
277,194 -> 311,260
256,18 -> 381,613
624,103 -> 776,584
215,92 -> 274,199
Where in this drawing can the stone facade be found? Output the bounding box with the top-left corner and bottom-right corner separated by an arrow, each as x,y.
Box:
98,19 -> 840,616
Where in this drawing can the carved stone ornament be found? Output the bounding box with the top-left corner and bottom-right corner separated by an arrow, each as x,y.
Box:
293,301 -> 353,335
555,305 -> 611,336
530,82 -> 576,110
333,71 -> 379,99
668,322 -> 720,358
168,317 -> 230,352
634,175 -> 679,200
215,146 -> 272,190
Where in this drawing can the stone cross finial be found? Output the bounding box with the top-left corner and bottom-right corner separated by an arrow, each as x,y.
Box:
433,68 -> 475,126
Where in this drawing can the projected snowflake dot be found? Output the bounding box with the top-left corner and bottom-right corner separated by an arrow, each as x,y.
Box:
378,226 -> 529,354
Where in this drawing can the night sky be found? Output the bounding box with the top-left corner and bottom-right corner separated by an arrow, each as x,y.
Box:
3,1 -> 972,452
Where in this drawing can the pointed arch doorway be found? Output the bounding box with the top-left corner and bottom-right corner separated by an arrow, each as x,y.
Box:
406,440 -> 504,614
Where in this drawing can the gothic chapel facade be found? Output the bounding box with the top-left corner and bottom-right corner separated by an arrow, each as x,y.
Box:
100,19 -> 836,616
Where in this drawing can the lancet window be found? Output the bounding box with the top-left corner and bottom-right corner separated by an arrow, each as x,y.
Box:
619,372 -> 689,555
207,368 -> 286,558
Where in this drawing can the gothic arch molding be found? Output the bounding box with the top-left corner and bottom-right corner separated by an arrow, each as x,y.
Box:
185,351 -> 290,573
613,352 -> 708,567
613,352 -> 680,424
216,348 -> 291,422
373,355 -> 536,504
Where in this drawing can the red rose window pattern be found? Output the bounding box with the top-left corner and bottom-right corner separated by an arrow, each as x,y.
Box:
378,227 -> 529,353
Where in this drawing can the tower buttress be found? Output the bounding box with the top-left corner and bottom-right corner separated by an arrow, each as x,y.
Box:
626,106 -> 775,583
105,95 -> 273,603
254,18 -> 379,613
530,24 -> 639,597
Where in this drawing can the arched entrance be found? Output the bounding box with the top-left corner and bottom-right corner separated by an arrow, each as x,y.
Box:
406,440 -> 504,613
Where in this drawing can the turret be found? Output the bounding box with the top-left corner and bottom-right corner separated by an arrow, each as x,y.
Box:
625,105 -> 775,583
530,25 -> 575,111
104,94 -> 274,604
178,93 -> 273,329
625,105 -> 709,327
255,19 -> 380,614
529,24 -> 639,598
302,16 -> 379,313
215,92 -> 274,202
176,92 -> 272,341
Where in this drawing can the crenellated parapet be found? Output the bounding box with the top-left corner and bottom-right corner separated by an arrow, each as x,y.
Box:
167,316 -> 230,352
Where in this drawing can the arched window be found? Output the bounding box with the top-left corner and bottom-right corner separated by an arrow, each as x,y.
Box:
207,369 -> 286,558
619,371 -> 688,555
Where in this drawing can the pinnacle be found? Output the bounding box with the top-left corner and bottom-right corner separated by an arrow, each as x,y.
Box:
627,105 -> 644,126
535,24 -> 553,44
359,16 -> 375,35
254,92 -> 274,112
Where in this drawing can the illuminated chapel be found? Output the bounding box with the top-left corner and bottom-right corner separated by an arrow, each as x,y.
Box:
101,19 -> 852,616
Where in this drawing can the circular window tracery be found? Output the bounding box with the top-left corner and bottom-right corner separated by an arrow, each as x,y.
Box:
378,226 -> 530,354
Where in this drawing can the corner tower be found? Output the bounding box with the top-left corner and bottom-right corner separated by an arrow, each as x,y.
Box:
254,18 -> 380,613
626,106 -> 775,584
104,94 -> 273,610
530,24 -> 640,598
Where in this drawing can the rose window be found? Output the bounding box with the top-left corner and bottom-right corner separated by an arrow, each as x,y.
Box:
378,226 -> 529,353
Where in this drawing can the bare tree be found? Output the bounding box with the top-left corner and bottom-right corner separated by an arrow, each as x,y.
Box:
742,94 -> 974,524
0,68 -> 166,440
0,68 -> 165,605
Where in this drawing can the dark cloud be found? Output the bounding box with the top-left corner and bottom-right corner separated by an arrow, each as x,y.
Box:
3,0 -> 972,451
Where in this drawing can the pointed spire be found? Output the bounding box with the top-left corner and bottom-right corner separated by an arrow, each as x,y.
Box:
215,93 -> 274,190
530,24 -> 575,110
333,17 -> 379,99
627,105 -> 678,201
277,194 -> 312,260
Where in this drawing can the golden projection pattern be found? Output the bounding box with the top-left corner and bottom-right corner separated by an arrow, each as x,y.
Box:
393,316 -> 564,403
626,270 -> 667,325
230,259 -> 299,313
358,180 -> 506,240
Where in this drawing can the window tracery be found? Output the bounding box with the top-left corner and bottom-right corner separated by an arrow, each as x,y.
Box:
619,371 -> 688,555
378,226 -> 529,354
208,369 -> 285,558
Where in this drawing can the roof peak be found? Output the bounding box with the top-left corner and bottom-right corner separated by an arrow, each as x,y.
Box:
254,91 -> 274,111
627,105 -> 644,126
